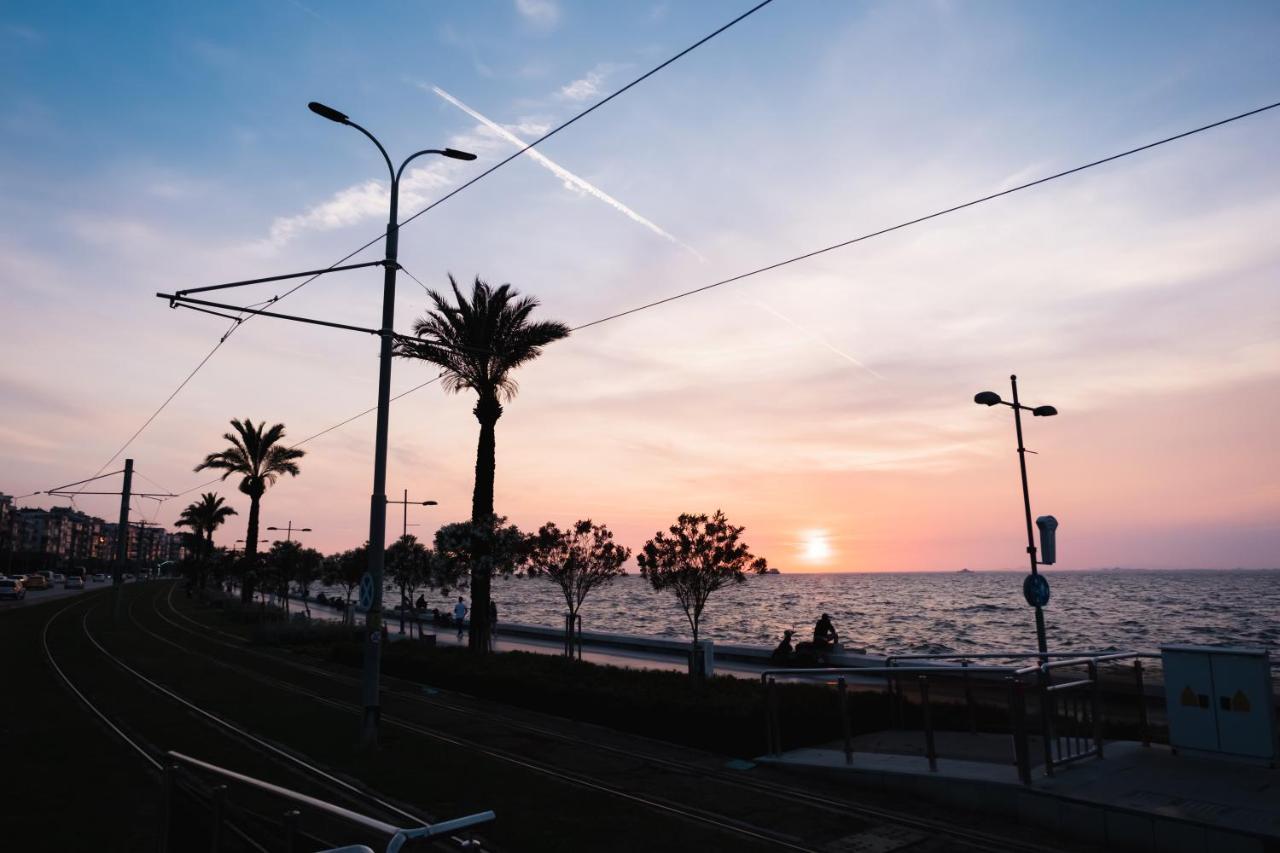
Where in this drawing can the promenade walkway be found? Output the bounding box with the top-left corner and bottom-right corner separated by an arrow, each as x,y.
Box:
763,737 -> 1279,852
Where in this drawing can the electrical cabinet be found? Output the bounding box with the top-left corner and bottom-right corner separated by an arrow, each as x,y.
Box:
1161,645 -> 1276,761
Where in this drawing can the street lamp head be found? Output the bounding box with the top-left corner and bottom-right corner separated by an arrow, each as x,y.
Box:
266,526 -> 280,531
442,148 -> 477,161
1032,405 -> 1058,417
308,101 -> 349,125
974,391 -> 1002,407
300,528 -> 312,532
422,500 -> 438,506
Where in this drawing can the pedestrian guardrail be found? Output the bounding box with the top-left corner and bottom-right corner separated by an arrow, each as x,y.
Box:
761,650 -> 1158,784
162,751 -> 494,853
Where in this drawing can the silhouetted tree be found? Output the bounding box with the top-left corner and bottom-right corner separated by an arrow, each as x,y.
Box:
386,534 -> 431,636
195,418 -> 304,602
323,543 -> 367,620
175,492 -> 237,593
396,276 -> 568,653
432,517 -> 529,599
527,520 -> 630,656
638,510 -> 768,672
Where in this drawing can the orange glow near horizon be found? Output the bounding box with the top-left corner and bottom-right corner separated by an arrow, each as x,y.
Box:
798,529 -> 834,566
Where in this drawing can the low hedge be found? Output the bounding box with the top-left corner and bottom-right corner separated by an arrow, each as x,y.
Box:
318,639 -> 886,757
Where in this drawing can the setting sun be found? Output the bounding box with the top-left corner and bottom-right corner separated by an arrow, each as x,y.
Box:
799,529 -> 834,565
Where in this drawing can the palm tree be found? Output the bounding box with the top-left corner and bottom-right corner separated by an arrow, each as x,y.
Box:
175,492 -> 238,557
396,276 -> 568,652
195,418 -> 305,602
175,492 -> 237,595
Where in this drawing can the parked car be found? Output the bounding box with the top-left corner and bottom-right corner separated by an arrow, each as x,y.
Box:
65,576 -> 85,590
51,572 -> 65,584
92,573 -> 108,582
0,579 -> 26,600
8,574 -> 27,583
24,574 -> 50,590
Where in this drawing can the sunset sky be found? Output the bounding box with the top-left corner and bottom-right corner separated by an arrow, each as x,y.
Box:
3,1 -> 1278,571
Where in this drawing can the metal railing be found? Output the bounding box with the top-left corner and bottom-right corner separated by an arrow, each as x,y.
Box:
162,751 -> 495,853
762,650 -> 1158,785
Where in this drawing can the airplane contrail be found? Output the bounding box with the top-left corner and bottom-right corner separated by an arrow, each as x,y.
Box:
427,84 -> 704,261
753,300 -> 884,379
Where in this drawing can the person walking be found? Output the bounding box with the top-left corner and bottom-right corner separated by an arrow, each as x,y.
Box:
453,596 -> 468,641
488,600 -> 499,651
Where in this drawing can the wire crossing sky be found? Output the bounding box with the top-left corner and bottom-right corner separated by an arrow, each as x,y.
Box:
3,1 -> 1279,571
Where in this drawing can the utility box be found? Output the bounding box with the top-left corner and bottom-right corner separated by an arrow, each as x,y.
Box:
1161,645 -> 1277,762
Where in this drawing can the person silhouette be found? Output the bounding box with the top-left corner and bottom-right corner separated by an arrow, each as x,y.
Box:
813,613 -> 839,652
453,596 -> 468,640
771,629 -> 795,663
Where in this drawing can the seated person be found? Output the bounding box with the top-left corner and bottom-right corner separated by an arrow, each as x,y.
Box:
813,613 -> 839,651
771,629 -> 795,663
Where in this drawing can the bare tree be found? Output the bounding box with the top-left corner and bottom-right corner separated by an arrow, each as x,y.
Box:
528,520 -> 630,656
637,510 -> 768,673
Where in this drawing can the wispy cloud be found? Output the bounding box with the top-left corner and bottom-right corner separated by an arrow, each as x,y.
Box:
752,300 -> 885,379
427,84 -> 704,260
514,0 -> 559,28
558,63 -> 622,101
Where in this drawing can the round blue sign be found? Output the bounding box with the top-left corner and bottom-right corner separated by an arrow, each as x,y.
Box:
1023,573 -> 1050,608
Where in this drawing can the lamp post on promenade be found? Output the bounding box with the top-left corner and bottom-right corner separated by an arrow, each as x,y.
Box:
386,491 -> 438,540
267,522 -> 311,544
974,375 -> 1058,659
308,101 -> 475,747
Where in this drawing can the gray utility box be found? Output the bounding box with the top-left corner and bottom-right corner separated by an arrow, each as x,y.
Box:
1160,645 -> 1277,762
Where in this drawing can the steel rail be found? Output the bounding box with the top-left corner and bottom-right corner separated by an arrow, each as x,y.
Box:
87,596 -> 428,828
153,586 -> 1074,853
41,595 -> 274,853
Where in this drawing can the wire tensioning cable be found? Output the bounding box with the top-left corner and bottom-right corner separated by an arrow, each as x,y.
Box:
126,100 -> 1280,504
571,99 -> 1280,331
166,95 -> 1280,493
79,0 -> 778,480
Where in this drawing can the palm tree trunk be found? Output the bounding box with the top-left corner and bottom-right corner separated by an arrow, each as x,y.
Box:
468,394 -> 501,654
242,493 -> 262,604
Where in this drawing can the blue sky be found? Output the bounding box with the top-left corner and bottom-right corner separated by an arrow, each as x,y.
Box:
3,1 -> 1279,569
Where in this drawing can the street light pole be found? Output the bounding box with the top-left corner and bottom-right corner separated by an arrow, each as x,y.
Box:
308,101 -> 474,748
1008,376 -> 1048,659
386,490 -> 438,540
267,521 -> 311,545
975,375 -> 1058,660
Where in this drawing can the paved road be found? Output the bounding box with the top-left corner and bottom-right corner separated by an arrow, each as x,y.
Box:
0,579 -> 115,611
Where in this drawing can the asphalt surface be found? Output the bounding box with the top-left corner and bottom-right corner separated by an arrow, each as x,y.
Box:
0,578 -> 123,610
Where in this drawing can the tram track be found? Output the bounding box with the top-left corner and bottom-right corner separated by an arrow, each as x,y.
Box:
146,584 -> 1081,853
39,591 -> 473,852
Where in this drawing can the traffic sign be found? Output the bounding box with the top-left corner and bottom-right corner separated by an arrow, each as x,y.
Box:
358,572 -> 375,610
1023,573 -> 1050,608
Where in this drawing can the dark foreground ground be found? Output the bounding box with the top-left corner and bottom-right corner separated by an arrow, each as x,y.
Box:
3,582 -> 1086,853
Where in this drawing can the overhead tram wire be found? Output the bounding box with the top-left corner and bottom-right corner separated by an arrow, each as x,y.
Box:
170,371 -> 448,500
573,99 -> 1280,332
83,0 -> 778,482
161,95 -> 1275,488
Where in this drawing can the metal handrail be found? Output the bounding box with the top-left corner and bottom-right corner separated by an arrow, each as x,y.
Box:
1015,651 -> 1157,676
760,665 -> 1018,682
168,751 -> 495,852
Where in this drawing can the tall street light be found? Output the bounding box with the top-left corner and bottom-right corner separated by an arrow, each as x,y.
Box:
974,375 -> 1058,659
267,522 -> 311,544
387,490 -> 438,540
308,101 -> 475,747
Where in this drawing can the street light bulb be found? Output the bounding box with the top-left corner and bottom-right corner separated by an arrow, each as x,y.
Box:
1032,405 -> 1058,417
974,391 -> 1002,406
423,500 -> 438,506
442,148 -> 477,161
308,101 -> 349,124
